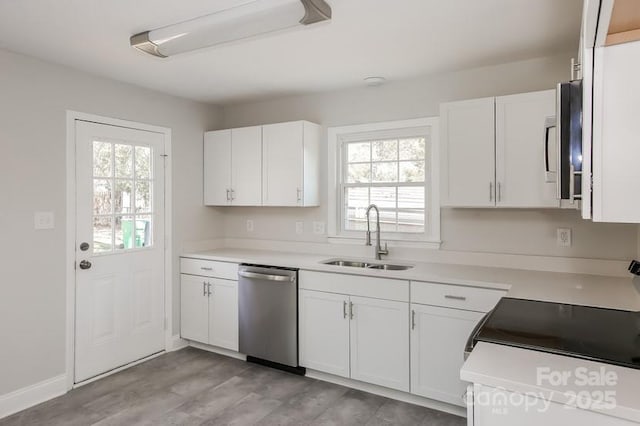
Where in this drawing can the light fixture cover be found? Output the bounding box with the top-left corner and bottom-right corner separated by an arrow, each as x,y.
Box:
131,0 -> 331,58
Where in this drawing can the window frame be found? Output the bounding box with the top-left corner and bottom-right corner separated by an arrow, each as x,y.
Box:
327,117 -> 441,248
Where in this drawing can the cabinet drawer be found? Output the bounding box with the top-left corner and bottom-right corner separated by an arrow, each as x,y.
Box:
180,257 -> 238,280
411,281 -> 505,312
300,270 -> 408,302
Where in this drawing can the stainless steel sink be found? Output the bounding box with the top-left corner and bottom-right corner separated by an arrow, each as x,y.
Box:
322,259 -> 413,271
366,263 -> 413,271
323,260 -> 373,268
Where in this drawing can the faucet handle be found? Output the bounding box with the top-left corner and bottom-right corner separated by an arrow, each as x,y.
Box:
365,230 -> 372,246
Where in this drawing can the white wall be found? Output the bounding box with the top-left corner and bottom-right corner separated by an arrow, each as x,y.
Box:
221,53 -> 637,260
0,49 -> 225,395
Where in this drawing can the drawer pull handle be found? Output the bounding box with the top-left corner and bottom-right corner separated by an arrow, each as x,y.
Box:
445,295 -> 467,301
200,267 -> 213,271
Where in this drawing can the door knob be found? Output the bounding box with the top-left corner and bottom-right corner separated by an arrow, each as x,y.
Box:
79,260 -> 92,270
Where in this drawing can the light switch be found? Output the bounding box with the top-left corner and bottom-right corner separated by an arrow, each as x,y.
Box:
246,220 -> 254,232
295,221 -> 304,235
34,211 -> 55,230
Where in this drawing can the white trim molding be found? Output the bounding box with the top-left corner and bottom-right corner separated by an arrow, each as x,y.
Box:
65,111 -> 173,391
0,375 -> 66,420
327,117 -> 441,247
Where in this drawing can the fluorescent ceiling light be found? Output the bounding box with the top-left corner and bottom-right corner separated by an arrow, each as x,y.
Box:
130,0 -> 332,58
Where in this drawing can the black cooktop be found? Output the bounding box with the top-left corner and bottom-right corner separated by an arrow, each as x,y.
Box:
473,298 -> 640,370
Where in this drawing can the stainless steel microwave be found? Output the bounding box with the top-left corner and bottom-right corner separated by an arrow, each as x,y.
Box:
544,80 -> 583,205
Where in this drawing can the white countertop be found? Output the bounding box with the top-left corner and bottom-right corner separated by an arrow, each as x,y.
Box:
461,342 -> 640,423
182,248 -> 640,311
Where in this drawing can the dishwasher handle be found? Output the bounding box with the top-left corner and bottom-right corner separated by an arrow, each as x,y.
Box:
238,270 -> 295,282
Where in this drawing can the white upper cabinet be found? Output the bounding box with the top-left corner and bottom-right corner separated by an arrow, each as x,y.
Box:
441,90 -> 557,208
204,126 -> 261,206
262,121 -> 320,207
495,90 -> 559,208
204,129 -> 232,206
230,126 -> 262,206
440,97 -> 496,207
204,121 -> 319,207
592,40 -> 640,222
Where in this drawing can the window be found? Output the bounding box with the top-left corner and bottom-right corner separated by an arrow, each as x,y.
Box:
328,118 -> 440,246
92,140 -> 154,253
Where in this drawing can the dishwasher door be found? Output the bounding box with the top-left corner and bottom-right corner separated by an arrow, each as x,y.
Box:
238,265 -> 299,367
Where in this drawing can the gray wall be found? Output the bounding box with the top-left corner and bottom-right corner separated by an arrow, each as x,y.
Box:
221,53 -> 637,260
0,49 -> 225,395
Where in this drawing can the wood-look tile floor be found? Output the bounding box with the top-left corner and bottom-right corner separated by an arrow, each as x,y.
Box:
0,347 -> 466,426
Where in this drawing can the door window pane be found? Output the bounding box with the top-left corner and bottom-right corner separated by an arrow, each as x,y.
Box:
114,180 -> 133,214
135,180 -> 152,213
135,215 -> 153,248
135,146 -> 152,179
93,141 -> 112,177
93,179 -> 112,215
93,216 -> 113,253
115,144 -> 133,178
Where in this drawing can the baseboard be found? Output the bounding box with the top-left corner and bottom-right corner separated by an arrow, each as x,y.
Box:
305,369 -> 467,418
170,334 -> 189,352
0,374 -> 67,420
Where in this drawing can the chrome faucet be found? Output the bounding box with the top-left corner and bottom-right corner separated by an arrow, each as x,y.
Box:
365,204 -> 389,260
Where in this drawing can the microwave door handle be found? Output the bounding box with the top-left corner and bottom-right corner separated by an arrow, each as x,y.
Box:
544,116 -> 557,183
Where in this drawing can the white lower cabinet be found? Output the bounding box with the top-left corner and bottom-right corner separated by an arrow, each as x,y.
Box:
180,274 -> 210,343
471,385 -> 635,426
299,289 -> 410,392
299,290 -> 350,378
180,273 -> 238,351
350,296 -> 410,392
410,304 -> 483,406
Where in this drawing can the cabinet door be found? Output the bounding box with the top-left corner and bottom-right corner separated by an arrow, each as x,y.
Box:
495,90 -> 559,208
440,98 -> 496,207
204,130 -> 231,206
593,41 -> 640,222
299,290 -> 350,378
350,296 -> 409,392
410,304 -> 483,406
262,121 -> 303,206
209,279 -> 239,351
231,126 -> 262,206
180,274 -> 209,343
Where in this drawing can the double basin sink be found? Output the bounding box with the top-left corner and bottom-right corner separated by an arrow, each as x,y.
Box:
322,259 -> 414,271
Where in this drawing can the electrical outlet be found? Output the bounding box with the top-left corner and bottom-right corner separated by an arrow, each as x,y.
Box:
313,221 -> 325,235
34,211 -> 54,230
295,221 -> 304,235
246,220 -> 254,232
557,228 -> 572,247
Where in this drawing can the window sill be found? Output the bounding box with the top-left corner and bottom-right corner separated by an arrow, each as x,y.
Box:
327,236 -> 442,250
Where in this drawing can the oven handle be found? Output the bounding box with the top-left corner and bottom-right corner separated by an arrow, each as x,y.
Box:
238,270 -> 295,282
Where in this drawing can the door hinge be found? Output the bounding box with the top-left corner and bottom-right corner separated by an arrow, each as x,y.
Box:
160,154 -> 169,158
74,261 -> 77,270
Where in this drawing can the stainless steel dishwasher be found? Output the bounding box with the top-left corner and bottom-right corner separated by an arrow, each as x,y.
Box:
238,264 -> 304,374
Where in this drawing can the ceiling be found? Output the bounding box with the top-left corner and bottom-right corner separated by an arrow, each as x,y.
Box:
0,0 -> 582,105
